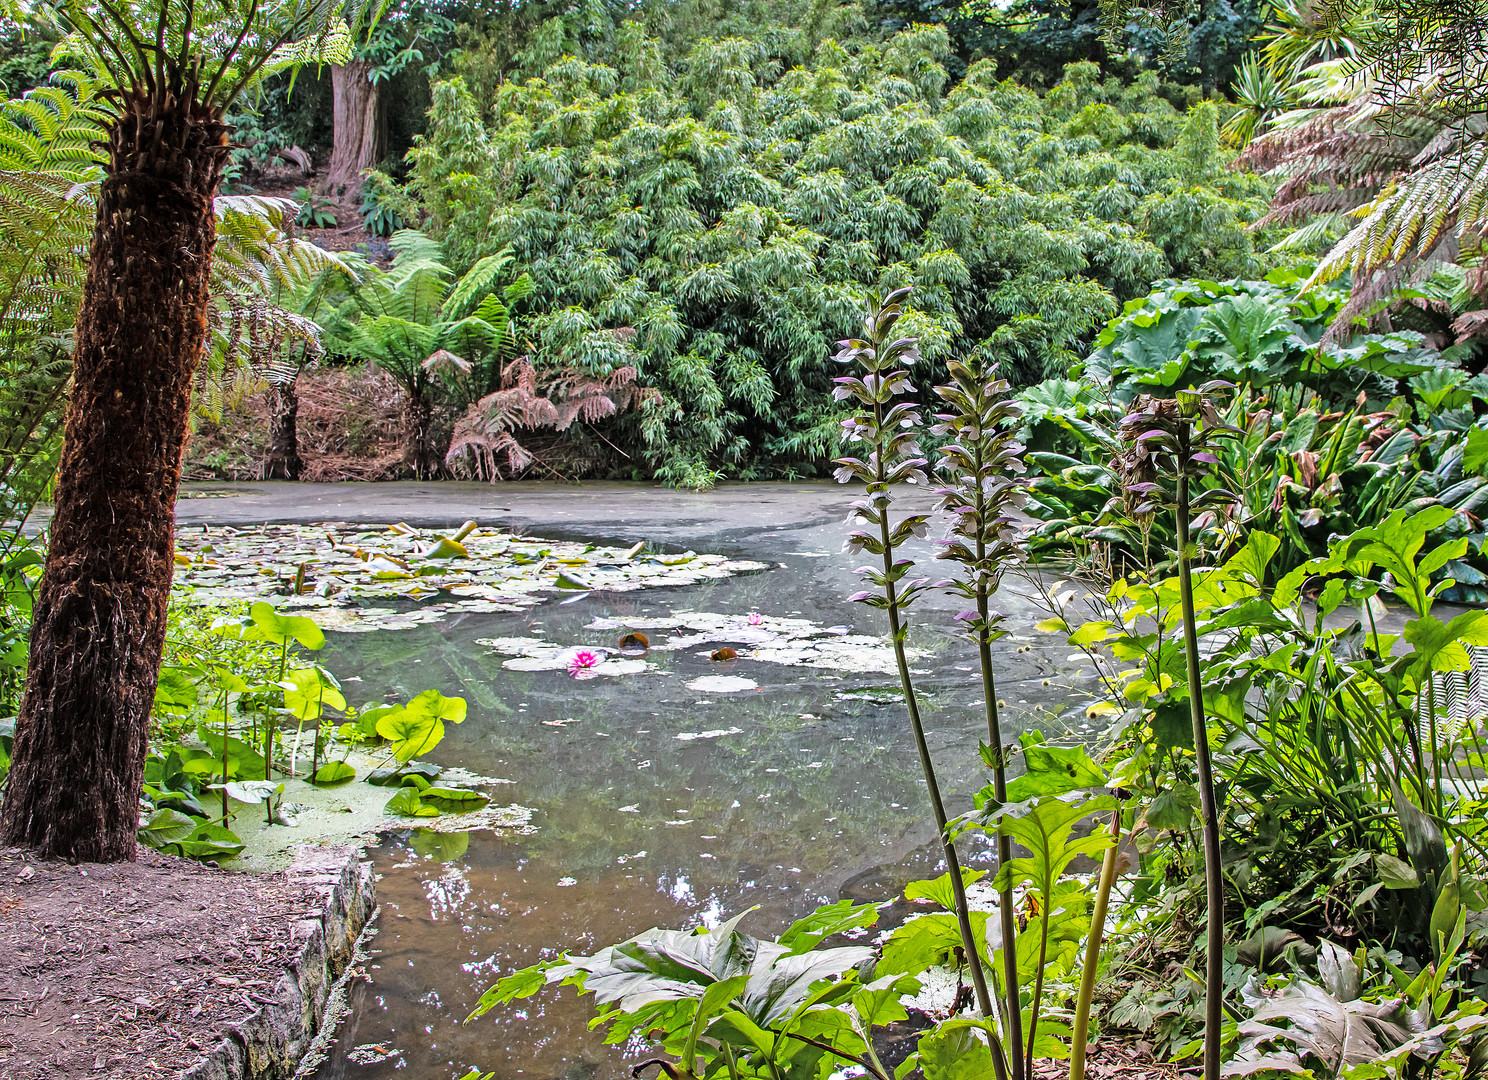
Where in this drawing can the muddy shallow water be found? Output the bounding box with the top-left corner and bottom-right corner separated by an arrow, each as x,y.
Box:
176,484 -> 1095,1080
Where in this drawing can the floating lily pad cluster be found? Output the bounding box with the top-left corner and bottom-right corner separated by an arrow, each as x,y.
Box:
475,611 -> 924,684
171,522 -> 770,632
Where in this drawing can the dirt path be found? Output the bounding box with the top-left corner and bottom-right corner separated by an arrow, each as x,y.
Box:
0,847 -> 319,1080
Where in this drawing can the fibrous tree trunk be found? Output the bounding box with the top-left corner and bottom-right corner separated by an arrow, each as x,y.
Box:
0,89 -> 229,862
321,61 -> 384,197
263,379 -> 302,479
404,390 -> 439,479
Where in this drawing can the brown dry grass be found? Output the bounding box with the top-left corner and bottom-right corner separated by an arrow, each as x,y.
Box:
184,364 -> 408,482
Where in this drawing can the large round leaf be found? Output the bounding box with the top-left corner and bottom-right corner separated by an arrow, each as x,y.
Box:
376,707 -> 444,762
137,807 -> 199,848
281,666 -> 347,721
422,786 -> 490,812
312,760 -> 357,785
404,689 -> 467,725
166,823 -> 246,861
248,601 -> 326,650
385,787 -> 439,817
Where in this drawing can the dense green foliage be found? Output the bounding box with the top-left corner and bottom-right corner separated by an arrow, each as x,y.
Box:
1012,267 -> 1488,598
8,0 -> 1488,1065
477,297 -> 1488,1079
895,0 -> 1266,91
404,20 -> 1268,482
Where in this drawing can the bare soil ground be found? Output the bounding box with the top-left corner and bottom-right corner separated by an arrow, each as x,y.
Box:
0,847 -> 319,1080
246,166 -> 387,260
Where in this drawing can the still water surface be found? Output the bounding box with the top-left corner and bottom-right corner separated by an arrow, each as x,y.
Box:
307,512 -> 1088,1080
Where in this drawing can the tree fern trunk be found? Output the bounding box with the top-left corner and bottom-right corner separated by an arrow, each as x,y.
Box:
263,379 -> 302,480
405,391 -> 439,479
0,90 -> 228,861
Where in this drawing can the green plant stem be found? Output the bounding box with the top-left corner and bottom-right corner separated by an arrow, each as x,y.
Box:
975,451 -> 1026,1080
884,585 -> 999,1024
264,715 -> 274,825
872,488 -> 997,1048
1176,471 -> 1223,1080
1428,678 -> 1442,817
221,695 -> 231,821
1025,885 -> 1051,1080
266,640 -> 287,824
1070,805 -> 1123,1080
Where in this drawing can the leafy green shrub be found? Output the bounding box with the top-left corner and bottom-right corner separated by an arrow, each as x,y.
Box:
403,22 -> 1270,482
359,169 -> 410,236
294,186 -> 338,229
1077,270 -> 1454,403
1013,265 -> 1488,586
1042,511 -> 1488,963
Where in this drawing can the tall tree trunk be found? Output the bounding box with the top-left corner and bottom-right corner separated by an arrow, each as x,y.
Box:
321,61 -> 385,198
0,90 -> 229,862
263,379 -> 302,480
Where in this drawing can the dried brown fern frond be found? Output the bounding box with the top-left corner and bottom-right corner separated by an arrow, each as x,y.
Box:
444,359 -> 659,481
1452,306 -> 1488,343
1243,42 -> 1488,331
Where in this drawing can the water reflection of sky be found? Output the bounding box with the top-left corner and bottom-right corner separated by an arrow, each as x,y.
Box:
310,519 -> 1096,1080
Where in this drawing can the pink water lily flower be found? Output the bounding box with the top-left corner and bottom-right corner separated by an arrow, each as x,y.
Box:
747,613 -> 763,626
568,649 -> 600,677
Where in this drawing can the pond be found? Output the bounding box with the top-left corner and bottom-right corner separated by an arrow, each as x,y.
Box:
177,482 -> 1094,1080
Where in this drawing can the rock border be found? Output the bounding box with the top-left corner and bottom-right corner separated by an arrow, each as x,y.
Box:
181,845 -> 375,1080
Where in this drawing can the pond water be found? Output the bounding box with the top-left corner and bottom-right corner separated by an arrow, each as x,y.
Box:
231,488 -> 1096,1080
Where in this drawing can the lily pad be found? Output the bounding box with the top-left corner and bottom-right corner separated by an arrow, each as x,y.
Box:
312,760 -> 357,785
170,523 -> 769,633
685,675 -> 760,693
422,786 -> 492,812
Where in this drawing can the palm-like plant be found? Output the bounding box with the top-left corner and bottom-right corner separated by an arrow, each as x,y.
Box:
324,230 -> 522,477
0,73 -> 102,550
209,232 -> 361,478
1259,0 -> 1362,77
1221,52 -> 1297,148
0,72 -> 350,494
1242,4 -> 1488,337
0,0 -> 369,862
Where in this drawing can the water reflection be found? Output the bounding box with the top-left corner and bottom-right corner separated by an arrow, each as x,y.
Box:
311,528 -> 1093,1080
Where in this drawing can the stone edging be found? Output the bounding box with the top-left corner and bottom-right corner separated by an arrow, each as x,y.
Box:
181,845 -> 375,1080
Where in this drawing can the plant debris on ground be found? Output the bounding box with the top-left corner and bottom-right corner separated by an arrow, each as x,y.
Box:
0,847 -> 320,1080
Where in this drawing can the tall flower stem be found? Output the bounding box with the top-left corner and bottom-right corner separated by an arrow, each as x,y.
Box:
1177,470 -> 1223,1080
1117,391 -> 1233,1080
834,289 -> 996,1060
879,530 -> 997,1028
975,495 -> 1025,1080
930,355 -> 1028,1076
